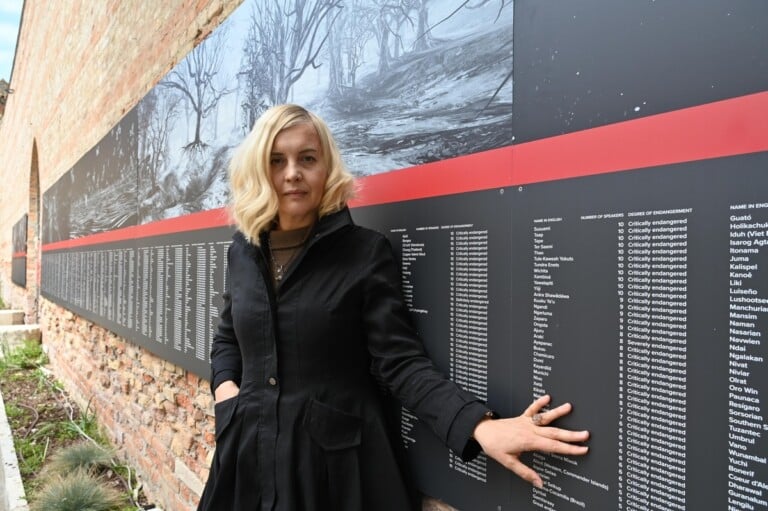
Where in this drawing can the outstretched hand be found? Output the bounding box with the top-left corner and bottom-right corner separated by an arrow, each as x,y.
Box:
472,395 -> 589,488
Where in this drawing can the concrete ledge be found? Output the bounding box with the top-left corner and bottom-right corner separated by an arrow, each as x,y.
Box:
0,312 -> 24,327
0,388 -> 29,511
0,326 -> 41,354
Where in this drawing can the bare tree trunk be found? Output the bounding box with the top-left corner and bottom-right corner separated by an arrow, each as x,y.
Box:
414,0 -> 433,51
161,25 -> 231,148
377,16 -> 391,74
194,108 -> 203,146
326,12 -> 345,96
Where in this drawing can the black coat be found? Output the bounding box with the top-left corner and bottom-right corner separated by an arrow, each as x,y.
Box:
198,208 -> 490,511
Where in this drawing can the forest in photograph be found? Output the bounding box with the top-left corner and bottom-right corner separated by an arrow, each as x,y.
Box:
42,112 -> 138,244
42,0 -> 513,239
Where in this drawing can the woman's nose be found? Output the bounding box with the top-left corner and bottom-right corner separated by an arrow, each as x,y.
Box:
285,160 -> 303,181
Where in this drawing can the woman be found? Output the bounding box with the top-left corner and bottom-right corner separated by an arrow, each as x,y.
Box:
198,104 -> 589,510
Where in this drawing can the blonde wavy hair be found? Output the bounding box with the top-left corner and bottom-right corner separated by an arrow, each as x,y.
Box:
229,104 -> 356,244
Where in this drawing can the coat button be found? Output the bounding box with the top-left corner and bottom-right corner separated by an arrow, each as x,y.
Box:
268,377 -> 277,386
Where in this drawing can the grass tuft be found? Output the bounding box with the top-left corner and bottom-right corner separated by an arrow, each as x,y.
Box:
30,469 -> 125,511
0,339 -> 46,372
45,441 -> 114,476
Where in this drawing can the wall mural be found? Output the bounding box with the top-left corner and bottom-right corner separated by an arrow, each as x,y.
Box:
44,0 -> 512,240
43,111 -> 138,244
137,0 -> 512,225
41,0 -> 512,372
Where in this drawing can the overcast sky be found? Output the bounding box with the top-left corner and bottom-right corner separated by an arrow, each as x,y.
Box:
0,0 -> 22,81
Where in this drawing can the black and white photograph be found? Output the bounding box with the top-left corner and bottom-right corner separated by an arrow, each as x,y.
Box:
43,0 -> 514,233
42,109 -> 139,244
136,0 -> 513,223
11,213 -> 27,287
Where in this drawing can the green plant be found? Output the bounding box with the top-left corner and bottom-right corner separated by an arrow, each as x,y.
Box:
45,441 -> 114,476
14,434 -> 50,478
39,420 -> 80,442
4,401 -> 24,419
64,397 -> 105,443
0,342 -> 11,372
30,469 -> 125,511
0,339 -> 46,371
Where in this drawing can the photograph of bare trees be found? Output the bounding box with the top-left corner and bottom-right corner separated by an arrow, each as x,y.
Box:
137,0 -> 512,224
42,109 -> 139,244
44,0 -> 512,238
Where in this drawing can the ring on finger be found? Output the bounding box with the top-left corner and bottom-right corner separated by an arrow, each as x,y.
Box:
531,413 -> 543,426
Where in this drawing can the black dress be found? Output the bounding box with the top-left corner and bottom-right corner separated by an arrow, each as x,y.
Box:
198,208 -> 490,511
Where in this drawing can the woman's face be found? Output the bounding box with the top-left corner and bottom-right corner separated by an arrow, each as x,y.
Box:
269,122 -> 328,230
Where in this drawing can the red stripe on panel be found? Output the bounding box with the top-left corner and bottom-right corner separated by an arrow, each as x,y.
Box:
351,91 -> 768,205
512,90 -> 768,185
349,146 -> 513,208
41,91 -> 768,251
42,208 -> 231,251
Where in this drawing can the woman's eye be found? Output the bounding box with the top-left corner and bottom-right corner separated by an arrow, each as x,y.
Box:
270,157 -> 283,166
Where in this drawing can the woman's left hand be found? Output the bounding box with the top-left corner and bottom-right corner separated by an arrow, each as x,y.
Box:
472,394 -> 590,488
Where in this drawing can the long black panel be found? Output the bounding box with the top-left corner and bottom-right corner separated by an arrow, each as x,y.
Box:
32,0 -> 768,508
41,227 -> 233,377
354,151 -> 768,510
353,188 -> 517,510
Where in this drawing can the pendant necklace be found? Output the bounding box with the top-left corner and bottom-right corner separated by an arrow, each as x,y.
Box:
267,229 -> 310,282
268,242 -> 297,281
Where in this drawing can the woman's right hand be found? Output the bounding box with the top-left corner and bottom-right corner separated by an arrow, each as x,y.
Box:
473,394 -> 589,488
214,380 -> 240,403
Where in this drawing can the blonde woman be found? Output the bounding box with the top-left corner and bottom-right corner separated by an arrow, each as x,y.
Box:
198,104 -> 589,510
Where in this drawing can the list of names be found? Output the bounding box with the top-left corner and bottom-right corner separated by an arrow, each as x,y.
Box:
41,239 -> 230,372
727,202 -> 768,510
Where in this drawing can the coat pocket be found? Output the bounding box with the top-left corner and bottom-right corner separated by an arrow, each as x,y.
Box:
213,395 -> 239,440
304,398 -> 362,450
304,398 -> 363,510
